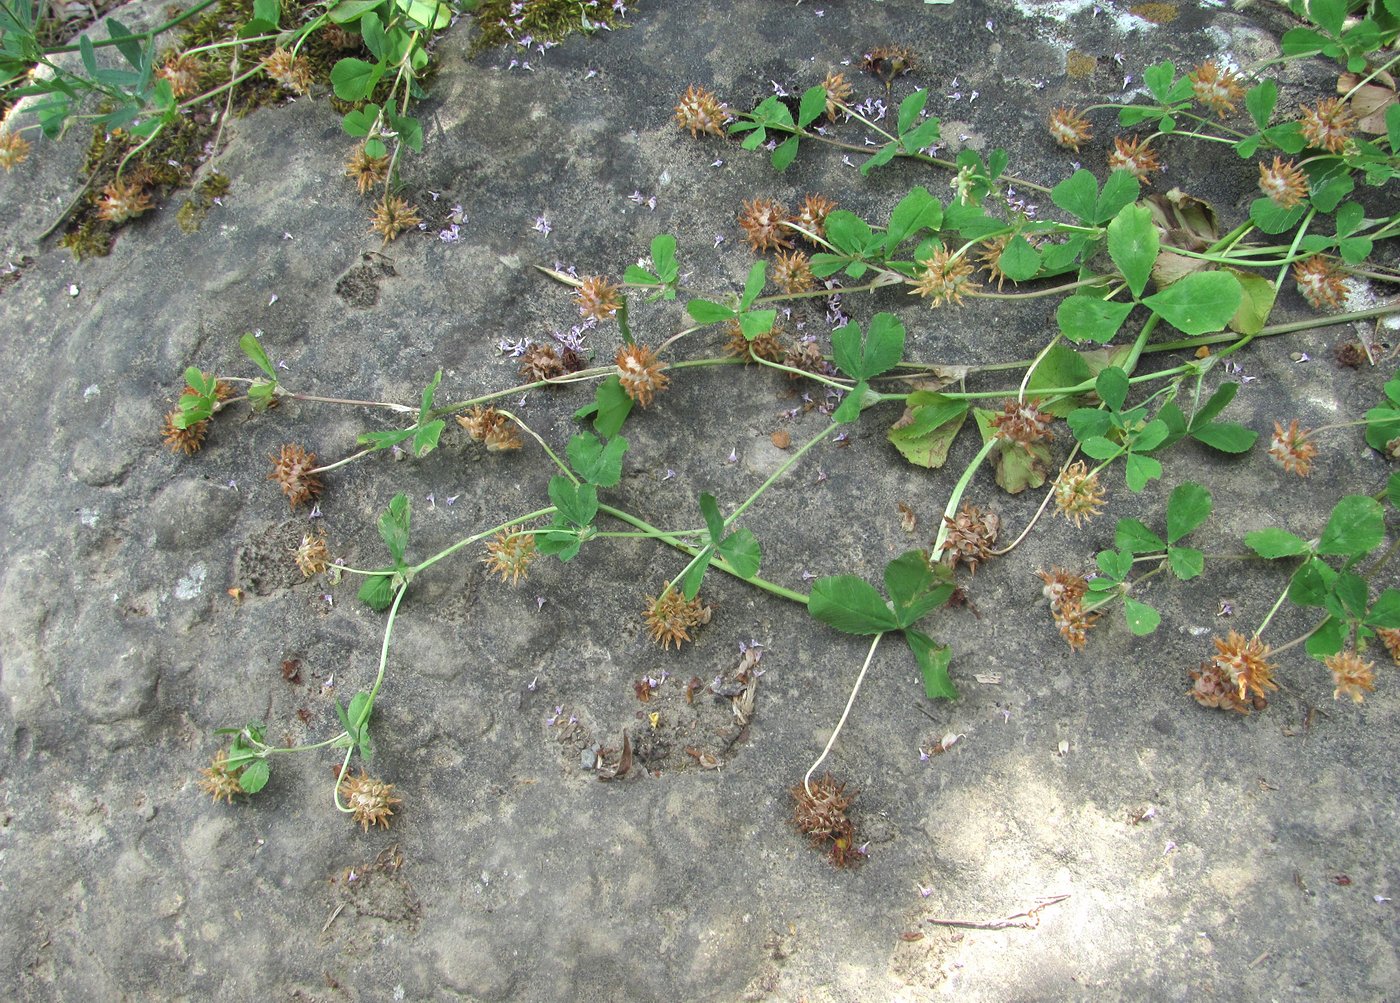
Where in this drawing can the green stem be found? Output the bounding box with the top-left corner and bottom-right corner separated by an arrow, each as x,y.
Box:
931,436 -> 999,562
496,409 -> 576,483
803,632 -> 885,794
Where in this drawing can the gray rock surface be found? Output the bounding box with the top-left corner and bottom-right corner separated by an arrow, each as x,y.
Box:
1,1 -> 1397,1000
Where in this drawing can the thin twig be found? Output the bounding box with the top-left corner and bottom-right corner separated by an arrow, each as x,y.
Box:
925,893 -> 1070,930
320,902 -> 345,933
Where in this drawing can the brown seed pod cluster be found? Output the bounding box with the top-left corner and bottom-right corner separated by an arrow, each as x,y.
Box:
791,773 -> 862,867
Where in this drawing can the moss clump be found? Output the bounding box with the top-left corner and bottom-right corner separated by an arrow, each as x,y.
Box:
470,0 -> 634,54
177,171 -> 232,233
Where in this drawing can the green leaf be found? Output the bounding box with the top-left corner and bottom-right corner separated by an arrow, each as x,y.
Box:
385,108 -> 422,154
1289,557 -> 1336,606
1167,546 -> 1205,581
1246,527 -> 1311,559
887,394 -> 968,468
832,313 -> 906,381
905,628 -> 956,700
1107,204 -> 1158,298
341,103 -> 381,138
825,211 -> 874,255
238,758 -> 270,794
576,376 -> 633,438
717,529 -> 761,579
1365,588 -> 1400,629
396,0 -> 450,29
798,84 -> 827,127
1390,470 -> 1400,509
1249,197 -> 1307,234
885,186 -> 942,252
1336,571 -> 1369,619
1318,495 -> 1384,557
1365,406 -> 1400,451
412,419 -> 445,456
997,235 -> 1041,281
680,551 -> 713,600
1308,171 -> 1353,213
738,310 -> 777,339
1306,616 -> 1346,660
1096,548 -> 1134,582
897,89 -> 928,135
1096,367 -> 1130,412
330,57 -> 383,102
859,142 -> 899,176
772,135 -> 799,171
686,298 -> 736,324
240,332 -> 277,379
1143,59 -> 1177,102
832,381 -> 868,424
1079,436 -> 1120,462
1191,382 -> 1238,427
1124,452 -> 1163,491
1141,270 -> 1242,335
1116,518 -> 1165,554
1308,0 -> 1347,36
1245,79 -> 1277,129
567,432 -> 628,488
1057,295 -> 1135,345
809,576 -> 900,635
1226,267 -> 1277,336
697,492 -> 726,544
358,427 -> 417,450
1096,171 -> 1142,224
1028,345 -> 1094,414
549,476 -> 598,528
253,0 -> 280,23
991,438 -> 1052,494
885,551 -> 955,628
327,0 -> 382,22
1050,169 -> 1099,223
358,574 -> 395,610
1281,26 -> 1329,55
1123,597 -> 1161,635
378,493 -> 410,565
1191,422 -> 1257,453
359,9 -> 385,58
1166,482 -> 1212,543
650,234 -> 678,283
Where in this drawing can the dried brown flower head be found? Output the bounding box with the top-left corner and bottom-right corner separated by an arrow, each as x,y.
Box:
791,773 -> 861,867
345,146 -> 391,196
1375,628 -> 1400,665
575,275 -> 623,322
1211,629 -> 1278,701
1189,60 -> 1245,116
991,398 -> 1055,452
821,71 -> 854,119
771,249 -> 816,293
912,247 -> 976,307
369,194 -> 421,246
1053,460 -> 1106,526
674,84 -> 729,138
292,531 -> 331,577
197,750 -> 244,804
1054,598 -> 1099,652
737,197 -> 794,252
1334,340 -> 1368,368
1258,156 -> 1309,208
1326,650 -> 1375,703
161,409 -> 208,454
457,406 -> 523,451
0,131 -> 32,172
616,343 -> 669,406
1037,566 -> 1089,611
1048,107 -> 1092,151
339,769 -> 402,831
519,343 -> 565,383
941,504 -> 999,575
723,319 -> 785,363
96,180 -> 154,223
1299,97 -> 1355,153
156,53 -> 203,97
975,235 -> 1016,290
861,45 -> 915,88
1293,255 -> 1347,310
262,47 -> 312,94
1267,419 -> 1319,477
796,194 -> 837,240
1108,135 -> 1161,180
268,443 -> 323,509
483,531 -> 538,585
783,339 -> 829,381
644,584 -> 709,649
1188,660 -> 1253,713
